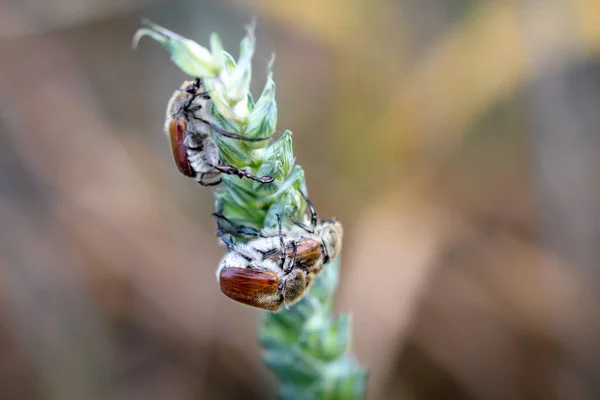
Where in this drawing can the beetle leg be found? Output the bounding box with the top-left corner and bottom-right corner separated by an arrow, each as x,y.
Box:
321,242 -> 330,265
217,232 -> 254,262
220,234 -> 235,251
214,164 -> 274,184
196,117 -> 274,143
212,211 -> 263,238
298,189 -> 318,228
291,220 -> 314,234
276,214 -> 286,270
214,205 -> 235,239
284,240 -> 298,274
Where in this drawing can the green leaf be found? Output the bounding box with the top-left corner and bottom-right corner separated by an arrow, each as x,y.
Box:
263,347 -> 323,386
227,21 -> 256,103
209,33 -> 225,70
263,130 -> 295,177
245,57 -> 277,145
222,50 -> 237,70
133,20 -> 219,77
307,256 -> 341,308
247,91 -> 256,111
256,165 -> 305,208
322,361 -> 369,400
204,22 -> 256,122
298,313 -> 351,362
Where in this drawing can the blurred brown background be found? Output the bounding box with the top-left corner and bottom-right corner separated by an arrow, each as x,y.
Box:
1,0 -> 600,399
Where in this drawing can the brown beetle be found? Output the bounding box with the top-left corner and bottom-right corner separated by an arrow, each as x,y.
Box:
164,79 -> 274,186
214,192 -> 343,311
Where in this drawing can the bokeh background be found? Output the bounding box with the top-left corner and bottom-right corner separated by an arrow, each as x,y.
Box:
1,1 -> 600,399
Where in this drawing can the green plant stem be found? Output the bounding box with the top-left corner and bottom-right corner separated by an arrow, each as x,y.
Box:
134,20 -> 368,399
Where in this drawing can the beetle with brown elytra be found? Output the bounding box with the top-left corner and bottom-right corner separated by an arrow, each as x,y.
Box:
213,190 -> 343,311
165,78 -> 275,186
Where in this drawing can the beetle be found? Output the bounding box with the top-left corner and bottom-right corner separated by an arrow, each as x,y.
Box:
164,78 -> 274,186
213,191 -> 343,311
